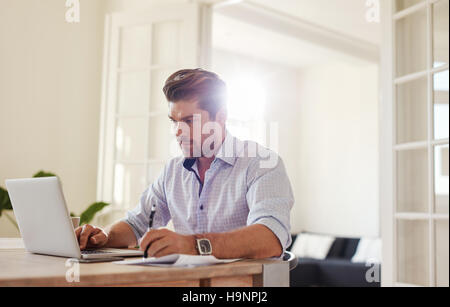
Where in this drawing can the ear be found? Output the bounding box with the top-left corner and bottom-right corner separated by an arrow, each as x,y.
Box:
215,107 -> 227,126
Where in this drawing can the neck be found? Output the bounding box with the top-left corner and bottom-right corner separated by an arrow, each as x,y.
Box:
197,156 -> 215,171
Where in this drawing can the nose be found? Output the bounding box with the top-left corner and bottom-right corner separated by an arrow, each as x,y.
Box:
173,121 -> 187,139
174,122 -> 182,138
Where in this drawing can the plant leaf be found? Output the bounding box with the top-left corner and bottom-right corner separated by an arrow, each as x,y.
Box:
3,211 -> 19,231
79,202 -> 109,225
33,171 -> 57,178
0,187 -> 12,217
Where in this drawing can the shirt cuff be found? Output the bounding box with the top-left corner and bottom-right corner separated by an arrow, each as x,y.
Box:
253,216 -> 291,254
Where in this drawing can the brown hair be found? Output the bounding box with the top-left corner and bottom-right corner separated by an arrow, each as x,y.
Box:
163,68 -> 227,118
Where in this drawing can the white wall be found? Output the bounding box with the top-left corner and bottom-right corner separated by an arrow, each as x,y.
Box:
212,49 -> 379,238
0,0 -> 106,236
105,0 -> 190,13
249,0 -> 381,45
0,0 -> 380,239
295,62 -> 379,237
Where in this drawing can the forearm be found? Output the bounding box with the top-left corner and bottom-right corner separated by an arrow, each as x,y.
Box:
200,224 -> 283,259
104,221 -> 138,248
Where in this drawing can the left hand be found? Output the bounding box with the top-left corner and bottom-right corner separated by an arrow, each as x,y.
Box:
139,228 -> 197,258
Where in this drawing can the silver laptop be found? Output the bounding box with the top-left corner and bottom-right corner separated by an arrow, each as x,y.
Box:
5,177 -> 143,259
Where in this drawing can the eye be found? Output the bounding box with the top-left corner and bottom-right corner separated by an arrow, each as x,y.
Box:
184,119 -> 192,124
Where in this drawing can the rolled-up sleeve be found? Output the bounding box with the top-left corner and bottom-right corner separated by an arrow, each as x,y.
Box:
246,154 -> 294,252
121,165 -> 171,242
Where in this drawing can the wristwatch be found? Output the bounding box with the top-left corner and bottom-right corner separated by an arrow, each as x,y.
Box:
195,236 -> 212,255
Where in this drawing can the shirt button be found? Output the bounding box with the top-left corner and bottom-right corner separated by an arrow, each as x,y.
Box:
200,205 -> 204,210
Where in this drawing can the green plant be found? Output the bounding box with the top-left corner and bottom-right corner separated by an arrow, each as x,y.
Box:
33,170 -> 57,178
70,202 -> 110,226
0,186 -> 17,229
0,170 -> 110,230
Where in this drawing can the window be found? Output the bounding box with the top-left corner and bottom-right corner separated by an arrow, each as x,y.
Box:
381,0 -> 449,287
97,4 -> 208,220
226,75 -> 267,146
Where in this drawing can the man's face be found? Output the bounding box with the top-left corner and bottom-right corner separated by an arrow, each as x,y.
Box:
168,100 -> 225,158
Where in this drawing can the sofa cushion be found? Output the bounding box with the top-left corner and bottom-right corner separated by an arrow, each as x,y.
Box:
291,233 -> 335,260
351,238 -> 382,263
342,238 -> 360,260
289,233 -> 360,259
326,238 -> 347,259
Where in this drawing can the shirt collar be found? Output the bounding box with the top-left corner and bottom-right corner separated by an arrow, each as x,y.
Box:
215,131 -> 238,166
182,157 -> 197,171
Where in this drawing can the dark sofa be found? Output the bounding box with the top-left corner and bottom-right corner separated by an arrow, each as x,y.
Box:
287,234 -> 381,287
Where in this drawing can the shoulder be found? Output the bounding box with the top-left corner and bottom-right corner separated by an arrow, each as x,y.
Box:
166,155 -> 185,168
235,139 -> 282,171
234,141 -> 291,192
163,156 -> 185,177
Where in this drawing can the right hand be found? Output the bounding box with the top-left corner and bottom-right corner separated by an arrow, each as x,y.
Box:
75,224 -> 108,250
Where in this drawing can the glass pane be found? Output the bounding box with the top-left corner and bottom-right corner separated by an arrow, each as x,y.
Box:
397,220 -> 430,286
152,21 -> 180,66
118,71 -> 150,115
113,163 -> 147,209
395,0 -> 425,12
150,69 -> 173,113
396,77 -> 428,143
148,115 -> 171,161
433,0 -> 449,68
396,9 -> 428,77
116,118 -> 147,161
397,148 -> 429,213
119,25 -> 151,68
435,145 -> 449,214
435,220 -> 449,287
434,70 -> 449,140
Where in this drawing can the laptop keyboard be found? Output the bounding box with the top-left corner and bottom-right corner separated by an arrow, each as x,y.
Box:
81,249 -> 113,254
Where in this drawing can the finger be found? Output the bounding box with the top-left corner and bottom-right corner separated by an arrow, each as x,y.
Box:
139,229 -> 170,251
75,227 -> 82,241
89,230 -> 107,246
154,245 -> 177,258
146,237 -> 171,258
140,229 -> 162,251
79,225 -> 95,250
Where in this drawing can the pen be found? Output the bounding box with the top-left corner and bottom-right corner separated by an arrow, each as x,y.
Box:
143,202 -> 156,258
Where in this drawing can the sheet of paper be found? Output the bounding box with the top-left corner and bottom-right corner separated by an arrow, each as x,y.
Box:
113,254 -> 240,267
113,254 -> 179,265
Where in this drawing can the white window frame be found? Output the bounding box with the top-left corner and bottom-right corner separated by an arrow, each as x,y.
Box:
96,3 -> 213,221
380,0 -> 449,287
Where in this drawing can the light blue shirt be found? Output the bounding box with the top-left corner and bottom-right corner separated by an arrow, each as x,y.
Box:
123,132 -> 294,251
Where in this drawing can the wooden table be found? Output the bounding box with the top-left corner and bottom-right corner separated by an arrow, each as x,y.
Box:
0,239 -> 289,287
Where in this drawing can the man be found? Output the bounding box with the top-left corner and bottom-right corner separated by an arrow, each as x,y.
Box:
76,69 -> 294,259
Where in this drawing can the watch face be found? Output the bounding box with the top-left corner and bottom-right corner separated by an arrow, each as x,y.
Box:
198,239 -> 212,254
